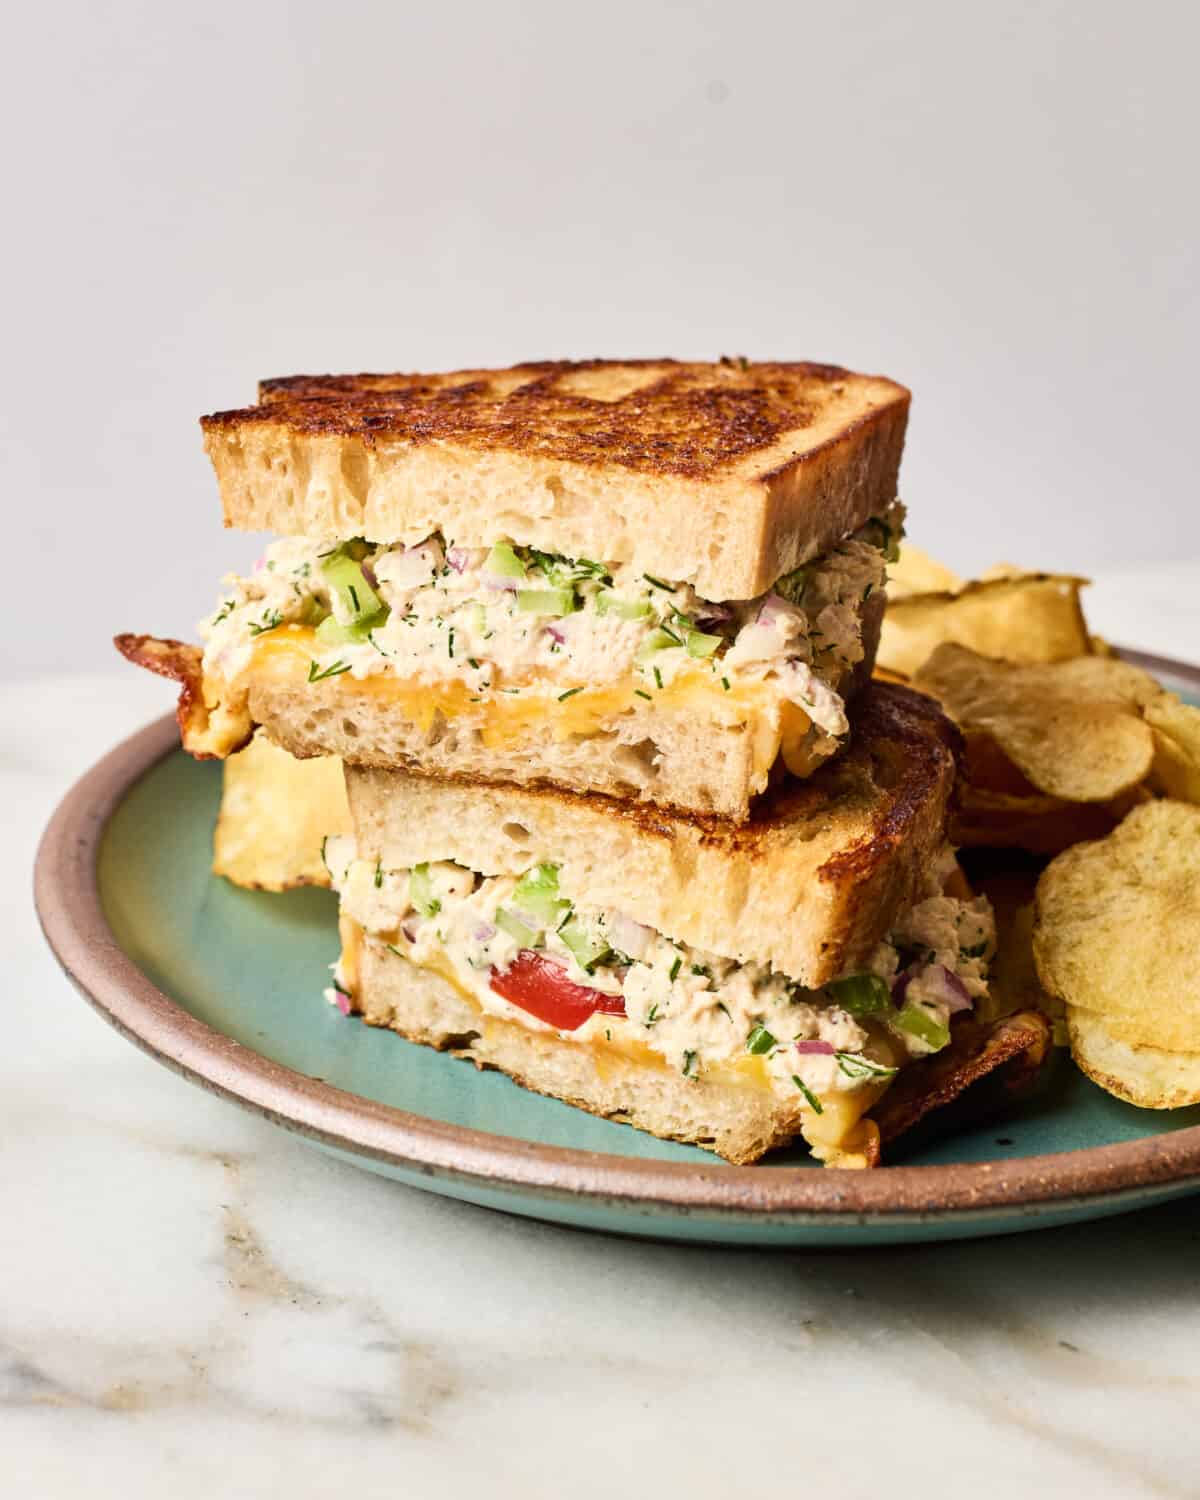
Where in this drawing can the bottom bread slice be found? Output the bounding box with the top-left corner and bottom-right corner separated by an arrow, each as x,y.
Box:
348,933 -> 884,1166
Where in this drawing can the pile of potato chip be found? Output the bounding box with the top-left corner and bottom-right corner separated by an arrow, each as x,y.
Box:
881,542 -> 1200,1110
1034,802 -> 1200,1108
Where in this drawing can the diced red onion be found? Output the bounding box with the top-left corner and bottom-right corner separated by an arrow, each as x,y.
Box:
608,913 -> 654,961
362,559 -> 378,587
755,592 -> 796,627
545,623 -> 567,645
447,547 -> 471,574
894,963 -> 974,1014
380,540 -> 444,590
926,964 -> 974,1014
794,1039 -> 835,1056
482,573 -> 521,593
400,915 -> 422,942
333,989 -> 352,1016
474,922 -> 497,943
695,602 -> 733,627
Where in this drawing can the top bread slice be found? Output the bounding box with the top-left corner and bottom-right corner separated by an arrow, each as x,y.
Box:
201,359 -> 910,601
344,680 -> 959,986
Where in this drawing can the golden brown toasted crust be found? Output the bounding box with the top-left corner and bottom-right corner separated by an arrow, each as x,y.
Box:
208,359 -> 905,481
872,1010 -> 1052,1145
201,359 -> 910,601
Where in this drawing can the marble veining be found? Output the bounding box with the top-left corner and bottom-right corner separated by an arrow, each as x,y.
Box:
8,564 -> 1200,1499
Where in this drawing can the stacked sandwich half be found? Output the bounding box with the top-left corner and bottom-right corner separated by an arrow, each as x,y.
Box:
120,359 -> 1021,1166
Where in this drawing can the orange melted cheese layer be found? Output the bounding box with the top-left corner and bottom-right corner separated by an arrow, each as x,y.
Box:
235,625 -> 799,775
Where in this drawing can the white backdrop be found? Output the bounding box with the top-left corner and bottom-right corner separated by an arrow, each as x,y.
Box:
5,0 -> 1197,677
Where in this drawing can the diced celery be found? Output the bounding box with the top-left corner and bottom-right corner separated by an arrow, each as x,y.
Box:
512,864 -> 567,926
516,587 -> 576,616
826,973 -> 892,1016
409,863 -> 441,918
596,590 -> 653,621
895,1004 -> 951,1050
745,1023 -> 777,1055
635,628 -> 681,663
316,614 -> 373,646
495,907 -> 540,946
685,629 -> 722,659
320,545 -> 387,626
486,542 -> 527,579
559,916 -> 610,971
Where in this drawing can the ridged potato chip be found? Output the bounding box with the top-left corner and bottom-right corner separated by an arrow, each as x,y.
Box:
953,784 -> 1149,855
1066,1007 -> 1200,1109
915,645 -> 1161,803
213,732 -> 351,891
886,543 -> 963,600
877,572 -> 1091,679
1034,801 -> 1200,1056
1146,695 -> 1200,802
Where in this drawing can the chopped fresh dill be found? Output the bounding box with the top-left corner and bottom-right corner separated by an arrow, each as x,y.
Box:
308,658 -> 351,682
835,1053 -> 897,1080
791,1075 -> 824,1114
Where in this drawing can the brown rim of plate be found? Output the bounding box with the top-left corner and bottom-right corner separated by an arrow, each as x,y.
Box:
33,648 -> 1200,1223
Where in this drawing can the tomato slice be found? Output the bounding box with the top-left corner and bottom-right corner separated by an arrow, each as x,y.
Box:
489,950 -> 625,1031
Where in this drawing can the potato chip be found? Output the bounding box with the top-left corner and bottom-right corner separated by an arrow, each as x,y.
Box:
1066,1007 -> 1200,1110
1146,694 -> 1200,802
915,645 -> 1161,803
953,783 -> 1148,855
1033,801 -> 1200,1055
886,543 -> 964,599
971,864 -> 1063,1034
213,732 -> 351,892
877,572 -> 1092,679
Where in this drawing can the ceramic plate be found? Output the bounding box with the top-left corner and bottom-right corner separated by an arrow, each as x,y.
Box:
35,649 -> 1200,1246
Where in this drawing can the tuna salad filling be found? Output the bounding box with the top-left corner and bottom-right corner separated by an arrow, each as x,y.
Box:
324,840 -> 994,1109
199,506 -> 902,743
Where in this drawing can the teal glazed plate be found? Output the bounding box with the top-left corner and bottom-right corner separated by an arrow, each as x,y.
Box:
35,649 -> 1200,1246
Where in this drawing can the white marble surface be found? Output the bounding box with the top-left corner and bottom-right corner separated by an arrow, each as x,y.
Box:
7,568 -> 1200,1500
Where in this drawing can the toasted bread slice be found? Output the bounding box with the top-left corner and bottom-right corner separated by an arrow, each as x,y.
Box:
201,360 -> 909,601
345,681 -> 960,986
